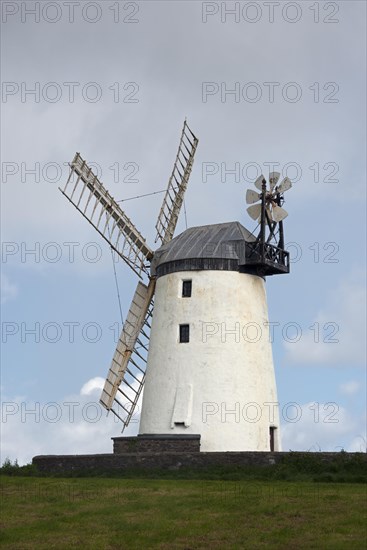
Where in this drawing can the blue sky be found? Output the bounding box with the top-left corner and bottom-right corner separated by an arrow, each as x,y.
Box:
1,0 -> 366,463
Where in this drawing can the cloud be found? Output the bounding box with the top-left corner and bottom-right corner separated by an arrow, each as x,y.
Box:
281,402 -> 366,452
1,273 -> 18,304
339,381 -> 361,396
0,378 -> 142,465
283,270 -> 366,366
80,376 -> 104,396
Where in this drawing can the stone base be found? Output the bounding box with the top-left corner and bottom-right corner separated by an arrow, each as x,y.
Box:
112,434 -> 201,454
32,451 -> 366,475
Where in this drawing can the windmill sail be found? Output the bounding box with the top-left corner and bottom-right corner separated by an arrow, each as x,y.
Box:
100,280 -> 155,429
155,121 -> 199,245
59,153 -> 153,278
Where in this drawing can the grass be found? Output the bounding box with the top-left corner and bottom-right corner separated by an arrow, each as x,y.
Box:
1,476 -> 366,549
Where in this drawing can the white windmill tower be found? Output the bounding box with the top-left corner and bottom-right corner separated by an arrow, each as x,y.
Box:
60,122 -> 292,452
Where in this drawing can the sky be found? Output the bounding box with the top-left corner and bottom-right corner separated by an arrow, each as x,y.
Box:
1,0 -> 366,464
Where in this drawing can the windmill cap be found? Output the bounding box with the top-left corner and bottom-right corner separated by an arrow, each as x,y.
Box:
151,221 -> 257,278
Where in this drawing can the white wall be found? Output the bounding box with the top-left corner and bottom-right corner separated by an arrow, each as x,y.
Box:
139,270 -> 281,452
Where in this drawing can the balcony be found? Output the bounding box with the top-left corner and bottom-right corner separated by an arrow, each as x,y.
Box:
243,241 -> 290,276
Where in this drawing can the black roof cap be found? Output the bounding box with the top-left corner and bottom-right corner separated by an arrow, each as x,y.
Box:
151,221 -> 257,277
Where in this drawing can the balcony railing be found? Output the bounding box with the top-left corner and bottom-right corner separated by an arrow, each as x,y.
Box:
245,241 -> 289,274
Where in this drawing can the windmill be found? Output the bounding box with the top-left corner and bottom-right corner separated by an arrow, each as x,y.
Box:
60,123 -> 292,452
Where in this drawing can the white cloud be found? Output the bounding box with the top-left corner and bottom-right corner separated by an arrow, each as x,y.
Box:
0,378 -> 142,465
339,381 -> 361,396
281,402 -> 366,453
1,273 -> 18,304
80,376 -> 105,396
284,271 -> 366,366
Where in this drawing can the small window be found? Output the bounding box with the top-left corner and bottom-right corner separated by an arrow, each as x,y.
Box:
182,280 -> 192,298
174,422 -> 185,427
179,324 -> 190,343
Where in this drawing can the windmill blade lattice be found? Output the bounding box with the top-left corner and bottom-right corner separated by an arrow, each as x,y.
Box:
59,153 -> 153,278
60,122 -> 199,433
155,121 -> 199,245
100,280 -> 155,427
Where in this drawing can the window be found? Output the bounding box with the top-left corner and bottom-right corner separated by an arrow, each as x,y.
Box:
179,324 -> 190,343
182,280 -> 192,298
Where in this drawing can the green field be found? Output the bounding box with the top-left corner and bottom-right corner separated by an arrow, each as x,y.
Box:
1,476 -> 366,549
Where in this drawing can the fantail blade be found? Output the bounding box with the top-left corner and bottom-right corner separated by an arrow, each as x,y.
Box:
272,204 -> 288,222
265,204 -> 273,221
247,203 -> 262,220
269,171 -> 280,191
246,189 -> 261,204
254,175 -> 266,191
277,177 -> 292,194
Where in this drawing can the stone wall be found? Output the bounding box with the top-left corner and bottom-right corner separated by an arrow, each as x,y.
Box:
113,434 -> 201,454
32,451 -> 366,475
